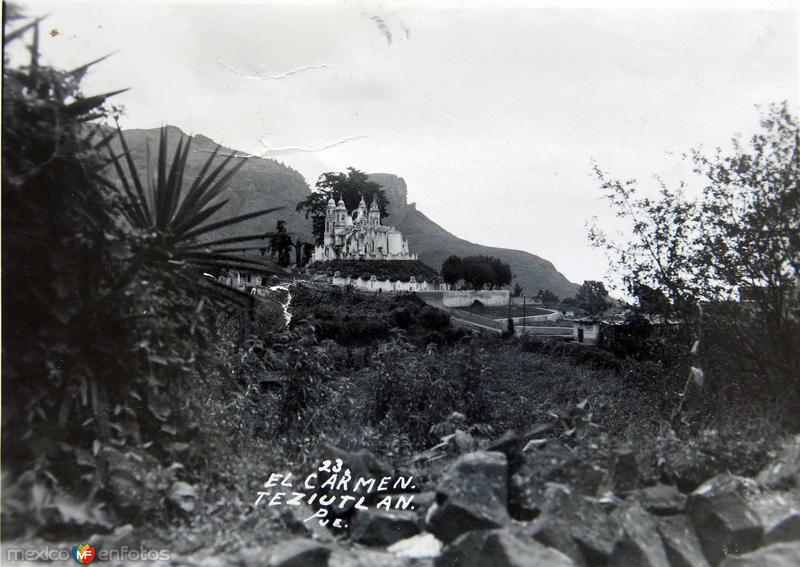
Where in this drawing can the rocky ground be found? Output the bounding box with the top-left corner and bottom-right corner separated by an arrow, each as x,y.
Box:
11,430 -> 795,567
221,430 -> 800,567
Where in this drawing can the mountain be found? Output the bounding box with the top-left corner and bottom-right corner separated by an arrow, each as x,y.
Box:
110,126 -> 315,245
114,126 -> 578,298
369,174 -> 579,299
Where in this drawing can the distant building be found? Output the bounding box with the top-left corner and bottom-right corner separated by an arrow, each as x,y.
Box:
312,195 -> 417,263
572,318 -> 602,345
216,268 -> 277,295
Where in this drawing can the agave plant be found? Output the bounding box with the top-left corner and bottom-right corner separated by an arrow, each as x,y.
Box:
106,126 -> 282,303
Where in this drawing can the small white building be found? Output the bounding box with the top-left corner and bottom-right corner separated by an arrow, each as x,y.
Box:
572,318 -> 603,345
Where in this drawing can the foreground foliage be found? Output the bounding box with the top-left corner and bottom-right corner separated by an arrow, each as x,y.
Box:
2,11 -> 279,537
590,103 -> 800,415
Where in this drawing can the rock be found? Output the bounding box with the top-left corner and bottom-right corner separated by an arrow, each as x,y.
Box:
718,542 -> 800,567
436,529 -> 576,567
526,484 -> 622,566
486,424 -> 554,458
426,451 -> 510,543
749,492 -> 800,545
486,430 -> 523,455
329,546 -> 414,567
757,436 -> 800,491
657,515 -> 710,567
350,509 -> 420,546
387,533 -> 443,559
687,474 -> 764,565
409,491 -> 437,518
612,448 -> 640,495
89,524 -> 140,549
316,444 -> 394,514
240,546 -> 270,567
662,444 -> 726,493
282,503 -> 335,543
268,538 -> 330,567
634,484 -> 687,516
452,430 -> 477,453
510,442 -> 605,519
609,502 -> 670,567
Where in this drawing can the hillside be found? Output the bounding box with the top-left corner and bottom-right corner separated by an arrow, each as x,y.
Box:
114,127 -> 578,296
110,126 -> 315,245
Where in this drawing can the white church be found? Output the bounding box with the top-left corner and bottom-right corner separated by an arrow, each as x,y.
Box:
311,195 -> 418,263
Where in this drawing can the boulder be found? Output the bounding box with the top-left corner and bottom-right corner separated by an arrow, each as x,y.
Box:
387,533 -> 444,559
687,474 -> 763,565
267,538 -> 330,567
657,515 -> 710,567
281,503 -> 335,543
409,491 -> 437,520
328,546 -> 414,567
240,546 -> 271,567
526,484 -> 622,566
350,509 -> 420,546
316,445 -> 394,515
633,484 -> 687,516
486,424 -> 554,460
756,436 -> 800,491
426,451 -> 511,543
436,529 -> 576,567
608,502 -> 670,567
510,442 -> 605,519
662,443 -> 726,493
612,448 -> 640,495
749,492 -> 800,545
718,542 -> 800,567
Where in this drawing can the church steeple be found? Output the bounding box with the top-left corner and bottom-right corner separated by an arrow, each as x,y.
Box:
368,197 -> 380,226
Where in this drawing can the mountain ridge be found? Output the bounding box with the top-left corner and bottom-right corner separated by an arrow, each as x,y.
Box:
114,126 -> 578,298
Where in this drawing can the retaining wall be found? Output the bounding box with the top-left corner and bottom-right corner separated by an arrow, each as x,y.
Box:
441,290 -> 510,307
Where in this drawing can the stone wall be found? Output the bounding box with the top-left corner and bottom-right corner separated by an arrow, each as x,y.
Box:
330,275 -> 447,293
441,290 -> 510,307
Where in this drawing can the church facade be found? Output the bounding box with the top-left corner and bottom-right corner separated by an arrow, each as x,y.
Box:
311,195 -> 417,263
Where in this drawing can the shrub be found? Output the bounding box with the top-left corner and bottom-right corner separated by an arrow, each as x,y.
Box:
419,305 -> 450,329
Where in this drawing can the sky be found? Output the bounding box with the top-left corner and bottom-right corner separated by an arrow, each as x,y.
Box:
15,0 -> 800,288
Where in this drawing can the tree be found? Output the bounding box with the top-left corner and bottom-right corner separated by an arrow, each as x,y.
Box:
441,255 -> 463,286
295,167 -> 390,244
294,236 -> 314,267
538,289 -> 559,303
513,283 -> 523,297
461,256 -> 495,290
575,280 -> 610,316
589,102 -> 800,396
268,220 -> 293,266
489,257 -> 512,289
632,283 -> 671,315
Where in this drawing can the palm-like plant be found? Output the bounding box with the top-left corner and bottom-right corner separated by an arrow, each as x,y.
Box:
106,126 -> 282,303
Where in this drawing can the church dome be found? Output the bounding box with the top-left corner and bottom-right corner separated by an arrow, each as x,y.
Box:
327,196 -> 336,208
336,197 -> 346,209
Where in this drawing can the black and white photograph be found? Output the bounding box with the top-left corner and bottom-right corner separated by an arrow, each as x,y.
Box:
2,0 -> 799,565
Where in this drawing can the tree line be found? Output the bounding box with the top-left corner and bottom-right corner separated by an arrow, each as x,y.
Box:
441,255 -> 512,290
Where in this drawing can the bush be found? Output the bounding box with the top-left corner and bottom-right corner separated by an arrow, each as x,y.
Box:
419,306 -> 450,329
